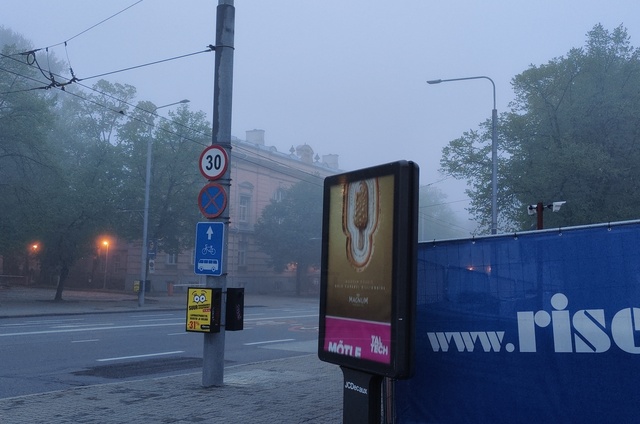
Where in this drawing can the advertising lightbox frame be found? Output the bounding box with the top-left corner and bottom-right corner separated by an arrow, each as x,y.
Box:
318,160 -> 418,378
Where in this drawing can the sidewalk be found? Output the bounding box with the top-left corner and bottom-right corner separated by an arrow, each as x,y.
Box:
0,285 -> 319,318
0,286 -> 343,423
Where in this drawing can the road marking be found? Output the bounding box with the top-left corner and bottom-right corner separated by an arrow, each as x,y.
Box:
1,318 -> 84,327
97,350 -> 184,362
167,332 -> 189,336
72,339 -> 99,343
0,314 -> 317,337
137,318 -> 184,322
244,314 -> 317,322
0,322 -> 183,337
244,339 -> 295,346
129,313 -> 177,318
52,323 -> 114,328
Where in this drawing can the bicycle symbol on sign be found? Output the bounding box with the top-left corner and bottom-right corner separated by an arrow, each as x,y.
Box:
202,244 -> 216,255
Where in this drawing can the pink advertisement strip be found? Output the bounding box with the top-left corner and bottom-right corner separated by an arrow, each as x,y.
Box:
323,316 -> 391,364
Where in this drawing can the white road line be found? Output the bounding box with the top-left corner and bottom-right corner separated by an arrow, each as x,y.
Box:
244,339 -> 295,346
0,314 -> 317,337
97,350 -> 184,362
52,323 -> 114,328
137,318 -> 184,322
1,318 -> 84,327
244,314 -> 317,322
71,339 -> 99,343
167,332 -> 188,336
0,322 -> 183,337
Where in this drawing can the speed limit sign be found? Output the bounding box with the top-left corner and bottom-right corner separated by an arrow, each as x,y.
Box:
199,145 -> 229,180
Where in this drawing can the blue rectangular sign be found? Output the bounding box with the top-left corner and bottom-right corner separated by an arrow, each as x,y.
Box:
194,222 -> 224,276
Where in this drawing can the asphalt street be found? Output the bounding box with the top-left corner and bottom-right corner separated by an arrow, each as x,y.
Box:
0,286 -> 344,423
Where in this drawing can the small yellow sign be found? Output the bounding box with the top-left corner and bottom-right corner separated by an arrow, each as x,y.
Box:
186,287 -> 220,333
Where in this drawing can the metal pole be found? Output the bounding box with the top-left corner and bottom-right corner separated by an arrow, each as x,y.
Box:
103,242 -> 109,289
427,76 -> 498,234
491,106 -> 498,235
536,202 -> 544,230
138,99 -> 190,307
203,0 -> 234,388
138,132 -> 152,306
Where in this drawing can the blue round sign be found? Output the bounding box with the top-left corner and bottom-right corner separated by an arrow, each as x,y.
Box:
198,182 -> 227,218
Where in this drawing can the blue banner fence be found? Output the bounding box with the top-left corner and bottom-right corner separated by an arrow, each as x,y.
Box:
396,221 -> 640,423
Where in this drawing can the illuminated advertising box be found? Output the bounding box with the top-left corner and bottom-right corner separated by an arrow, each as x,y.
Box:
318,161 -> 418,378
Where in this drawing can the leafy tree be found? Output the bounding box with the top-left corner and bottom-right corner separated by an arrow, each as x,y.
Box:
0,30 -> 57,271
254,180 -> 323,295
1,27 -> 213,299
117,101 -> 209,254
441,24 -> 640,232
41,81 -> 134,300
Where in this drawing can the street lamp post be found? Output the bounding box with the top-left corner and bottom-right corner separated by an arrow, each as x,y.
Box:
138,99 -> 190,306
427,76 -> 498,235
102,240 -> 109,289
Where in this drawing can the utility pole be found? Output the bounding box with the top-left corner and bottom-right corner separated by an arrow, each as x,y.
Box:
202,0 -> 235,388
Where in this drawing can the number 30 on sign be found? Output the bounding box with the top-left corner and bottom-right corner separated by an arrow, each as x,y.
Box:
199,145 -> 229,180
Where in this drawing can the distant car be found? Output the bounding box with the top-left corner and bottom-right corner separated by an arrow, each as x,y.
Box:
197,258 -> 219,272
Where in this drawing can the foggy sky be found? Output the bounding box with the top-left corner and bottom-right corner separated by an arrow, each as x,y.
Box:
3,0 -> 640,232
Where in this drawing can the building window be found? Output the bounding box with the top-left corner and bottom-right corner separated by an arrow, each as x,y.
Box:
239,195 -> 251,223
273,187 -> 286,202
166,253 -> 177,265
113,254 -> 121,272
238,236 -> 247,270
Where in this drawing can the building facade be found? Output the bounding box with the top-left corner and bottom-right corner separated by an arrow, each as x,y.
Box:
119,129 -> 340,295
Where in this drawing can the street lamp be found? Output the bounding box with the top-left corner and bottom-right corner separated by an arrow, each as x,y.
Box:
139,99 -> 190,306
102,240 -> 109,289
427,76 -> 498,235
26,243 -> 39,284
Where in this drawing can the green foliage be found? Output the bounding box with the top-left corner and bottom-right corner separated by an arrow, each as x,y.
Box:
1,25 -> 213,299
254,180 -> 323,272
117,102 -> 209,253
0,37 -> 57,253
440,24 -> 640,232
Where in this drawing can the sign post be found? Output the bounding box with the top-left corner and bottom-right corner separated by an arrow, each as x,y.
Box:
200,0 -> 235,389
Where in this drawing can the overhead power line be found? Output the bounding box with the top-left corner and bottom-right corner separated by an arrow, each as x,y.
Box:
30,0 -> 144,53
79,46 -> 215,82
5,46 -> 215,93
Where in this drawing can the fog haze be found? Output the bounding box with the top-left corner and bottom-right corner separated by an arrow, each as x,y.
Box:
3,0 -> 640,233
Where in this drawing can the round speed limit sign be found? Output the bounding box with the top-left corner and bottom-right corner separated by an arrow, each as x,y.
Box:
199,145 -> 229,180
